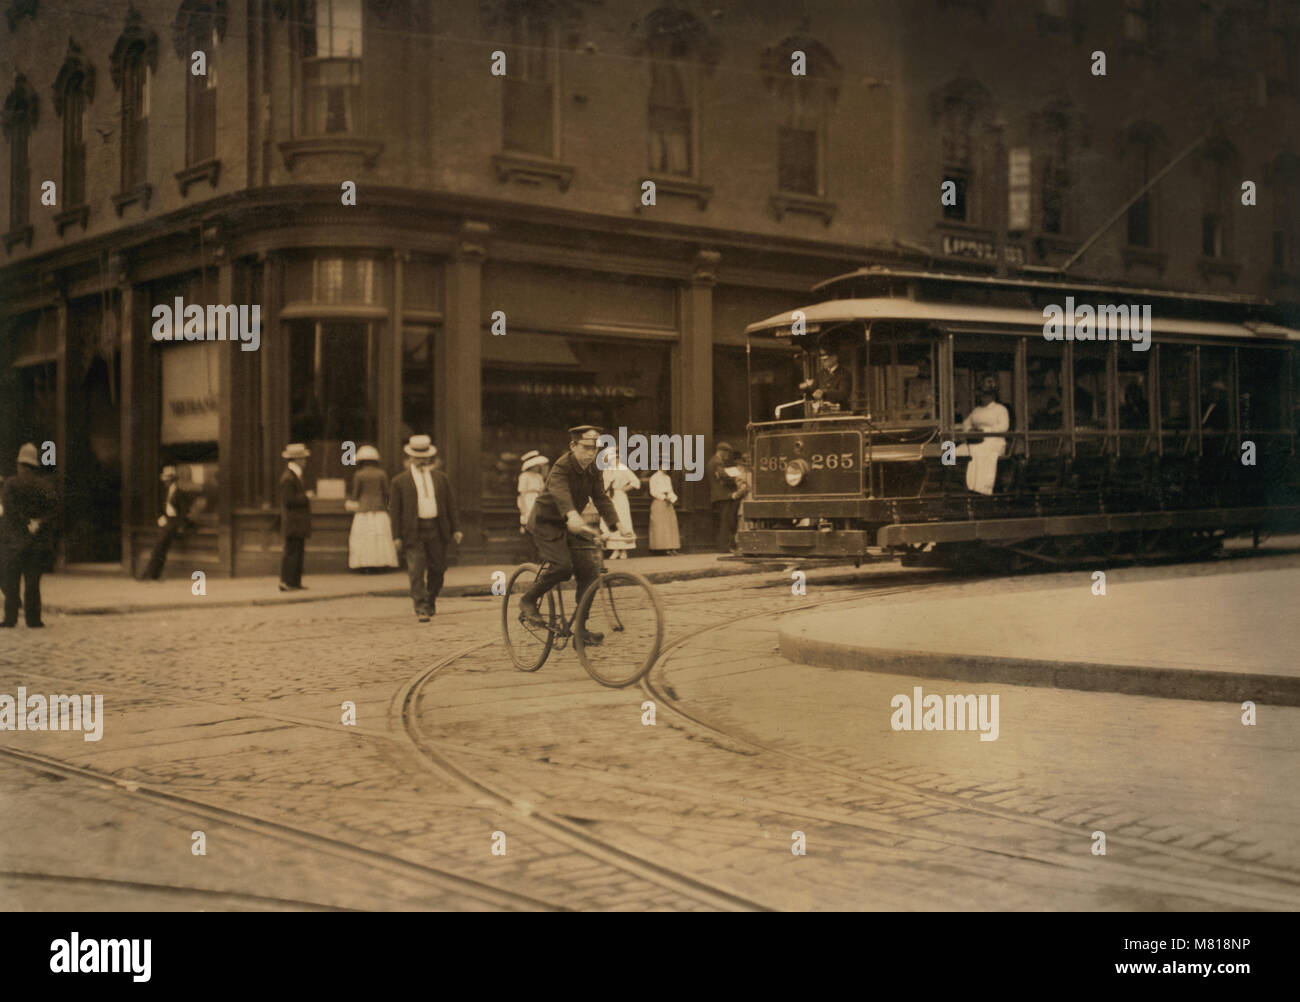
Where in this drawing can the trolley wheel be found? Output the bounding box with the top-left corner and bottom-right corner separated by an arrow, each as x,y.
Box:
501,563 -> 556,672
574,571 -> 665,688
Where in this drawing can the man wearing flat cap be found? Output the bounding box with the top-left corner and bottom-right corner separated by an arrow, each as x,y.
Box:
278,443 -> 313,591
141,466 -> 201,581
519,425 -> 633,645
2,443 -> 58,628
389,435 -> 461,622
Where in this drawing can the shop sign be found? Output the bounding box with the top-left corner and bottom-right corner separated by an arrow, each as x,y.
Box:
161,342 -> 220,444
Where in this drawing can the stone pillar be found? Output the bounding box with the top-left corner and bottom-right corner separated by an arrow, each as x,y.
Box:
680,249 -> 719,550
385,250 -> 407,469
440,221 -> 488,559
117,266 -> 136,573
215,248 -> 236,575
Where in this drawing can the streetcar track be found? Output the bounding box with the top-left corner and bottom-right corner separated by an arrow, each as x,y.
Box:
0,870 -> 357,911
639,586 -> 1300,910
396,645 -> 774,912
0,744 -> 559,912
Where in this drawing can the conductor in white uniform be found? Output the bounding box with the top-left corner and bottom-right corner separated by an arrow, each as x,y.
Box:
957,375 -> 1010,495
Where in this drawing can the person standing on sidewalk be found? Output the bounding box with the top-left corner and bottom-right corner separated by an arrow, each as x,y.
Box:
346,445 -> 398,572
1,443 -> 57,629
599,447 -> 639,560
389,435 -> 462,622
706,442 -> 747,553
278,443 -> 312,592
648,462 -> 680,554
141,466 -> 199,581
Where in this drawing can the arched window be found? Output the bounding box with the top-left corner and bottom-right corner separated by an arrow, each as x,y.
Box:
932,78 -> 993,226
1199,132 -> 1238,261
1120,121 -> 1165,249
296,0 -> 363,135
53,39 -> 96,224
499,3 -> 558,158
633,7 -> 720,179
173,0 -> 227,170
111,7 -> 158,199
2,74 -> 38,247
760,36 -> 841,197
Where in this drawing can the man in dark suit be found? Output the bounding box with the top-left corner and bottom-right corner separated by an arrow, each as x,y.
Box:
141,466 -> 200,581
799,346 -> 852,409
2,443 -> 58,628
519,425 -> 631,645
389,435 -> 462,622
278,443 -> 312,591
706,441 -> 746,553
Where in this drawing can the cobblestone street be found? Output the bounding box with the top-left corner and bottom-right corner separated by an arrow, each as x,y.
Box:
3,554 -> 1299,911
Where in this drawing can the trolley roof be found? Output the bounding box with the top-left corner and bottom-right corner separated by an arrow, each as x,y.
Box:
744,298 -> 1300,342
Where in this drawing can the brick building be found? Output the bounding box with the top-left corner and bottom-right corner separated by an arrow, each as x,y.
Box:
1,0 -> 1297,574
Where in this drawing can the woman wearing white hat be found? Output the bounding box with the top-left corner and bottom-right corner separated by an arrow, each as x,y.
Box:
346,445 -> 398,571
598,446 -> 639,559
516,451 -> 549,529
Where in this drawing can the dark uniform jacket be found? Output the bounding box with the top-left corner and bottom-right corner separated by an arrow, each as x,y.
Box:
527,451 -> 620,541
813,364 -> 852,408
706,454 -> 738,504
389,468 -> 459,545
278,467 -> 312,539
1,467 -> 58,565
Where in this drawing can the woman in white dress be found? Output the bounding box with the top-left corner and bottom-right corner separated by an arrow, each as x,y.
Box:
648,465 -> 680,554
599,447 -> 639,559
347,446 -> 398,571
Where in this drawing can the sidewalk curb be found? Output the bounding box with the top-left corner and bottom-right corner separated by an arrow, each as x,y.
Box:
45,560 -> 789,616
778,630 -> 1300,706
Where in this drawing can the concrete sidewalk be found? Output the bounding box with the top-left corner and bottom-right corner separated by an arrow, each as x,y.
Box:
37,551 -> 783,616
780,565 -> 1300,705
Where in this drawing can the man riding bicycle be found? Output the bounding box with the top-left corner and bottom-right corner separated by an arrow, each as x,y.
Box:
520,425 -> 635,646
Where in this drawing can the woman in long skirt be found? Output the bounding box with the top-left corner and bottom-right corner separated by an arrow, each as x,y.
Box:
599,448 -> 639,559
648,466 -> 680,554
347,446 -> 398,570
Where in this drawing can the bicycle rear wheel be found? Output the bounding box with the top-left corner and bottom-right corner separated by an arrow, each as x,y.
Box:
502,563 -> 556,672
574,571 -> 665,688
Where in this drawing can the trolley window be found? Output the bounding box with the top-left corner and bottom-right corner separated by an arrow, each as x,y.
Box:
1159,345 -> 1194,431
866,326 -> 938,423
1199,346 -> 1233,432
953,336 -> 1014,428
1073,341 -> 1109,431
1026,339 -> 1065,430
1117,348 -> 1151,430
1239,348 -> 1286,431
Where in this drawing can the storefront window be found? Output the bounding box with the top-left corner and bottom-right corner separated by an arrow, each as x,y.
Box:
482,333 -> 670,498
401,324 -> 435,442
288,319 -> 376,482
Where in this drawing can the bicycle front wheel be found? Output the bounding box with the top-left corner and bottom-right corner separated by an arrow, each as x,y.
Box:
574,571 -> 665,688
502,563 -> 556,672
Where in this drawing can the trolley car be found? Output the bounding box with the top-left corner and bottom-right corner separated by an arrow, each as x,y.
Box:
738,268 -> 1300,567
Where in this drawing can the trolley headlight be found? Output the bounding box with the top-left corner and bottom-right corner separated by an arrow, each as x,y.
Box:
784,459 -> 809,487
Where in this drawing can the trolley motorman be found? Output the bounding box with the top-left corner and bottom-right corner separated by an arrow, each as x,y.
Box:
519,425 -> 634,646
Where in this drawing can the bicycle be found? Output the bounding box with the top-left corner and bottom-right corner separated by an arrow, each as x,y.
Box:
500,531 -> 666,688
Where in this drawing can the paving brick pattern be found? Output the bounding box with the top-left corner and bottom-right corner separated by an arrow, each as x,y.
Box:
2,562 -> 1297,910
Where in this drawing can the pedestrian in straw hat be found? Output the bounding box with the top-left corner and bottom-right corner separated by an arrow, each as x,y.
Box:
140,465 -> 201,581
278,443 -> 312,591
516,450 -> 550,560
389,435 -> 461,622
2,443 -> 58,628
346,445 -> 398,572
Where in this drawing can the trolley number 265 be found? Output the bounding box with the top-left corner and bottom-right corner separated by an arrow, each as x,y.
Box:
759,452 -> 856,471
